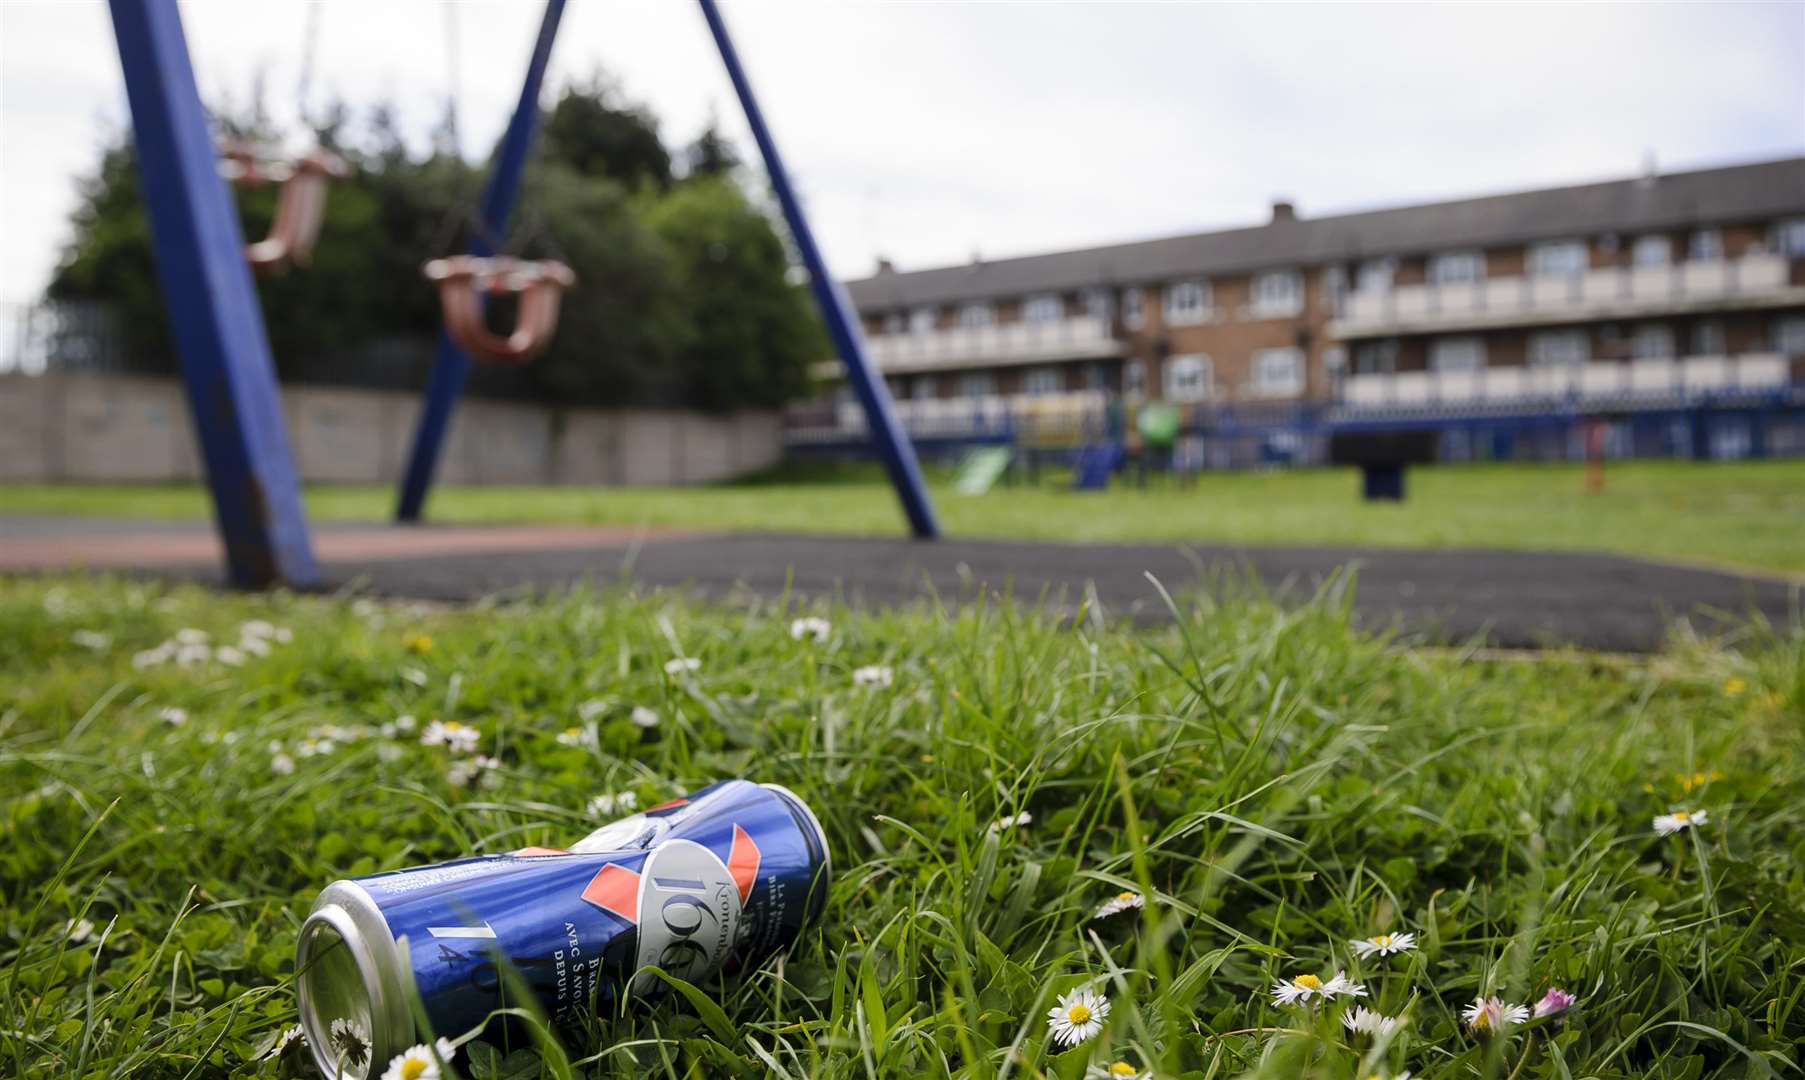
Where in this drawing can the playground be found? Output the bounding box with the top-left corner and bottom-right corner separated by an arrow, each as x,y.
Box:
4,1 -> 1804,1078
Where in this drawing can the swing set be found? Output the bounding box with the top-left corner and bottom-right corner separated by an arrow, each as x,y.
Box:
105,0 -> 938,590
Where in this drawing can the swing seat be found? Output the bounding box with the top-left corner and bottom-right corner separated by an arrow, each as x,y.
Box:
423,256 -> 576,365
219,142 -> 350,275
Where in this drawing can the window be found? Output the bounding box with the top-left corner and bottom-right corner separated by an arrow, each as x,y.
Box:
1022,367 -> 1062,396
1251,348 -> 1305,397
1163,280 -> 1211,325
1631,323 -> 1676,360
1023,294 -> 1063,323
1528,329 -> 1589,367
1428,251 -> 1485,286
1353,339 -> 1398,375
912,374 -> 939,400
1689,229 -> 1724,261
909,306 -> 938,334
1122,359 -> 1147,397
1251,270 -> 1305,317
881,312 -> 905,335
957,303 -> 994,328
1632,236 -> 1672,268
1081,287 -> 1113,321
1429,336 -> 1486,373
1770,217 -> 1805,257
1122,287 -> 1145,330
1164,354 -> 1212,401
1528,240 -> 1587,278
1691,320 -> 1726,356
1775,315 -> 1805,354
957,372 -> 995,398
1356,257 -> 1396,293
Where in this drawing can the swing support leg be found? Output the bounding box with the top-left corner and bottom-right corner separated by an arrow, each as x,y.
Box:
395,0 -> 566,523
696,0 -> 941,539
106,0 -> 321,588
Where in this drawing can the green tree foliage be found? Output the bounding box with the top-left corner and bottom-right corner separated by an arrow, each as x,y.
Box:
45,76 -> 821,411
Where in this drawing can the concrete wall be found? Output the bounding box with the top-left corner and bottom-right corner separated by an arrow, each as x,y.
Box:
0,373 -> 782,487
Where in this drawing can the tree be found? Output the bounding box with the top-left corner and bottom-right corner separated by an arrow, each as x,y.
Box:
539,77 -> 671,192
681,121 -> 740,180
645,176 -> 823,411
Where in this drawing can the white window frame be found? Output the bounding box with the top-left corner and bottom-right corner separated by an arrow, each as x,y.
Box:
1690,320 -> 1726,357
1528,329 -> 1589,367
1122,287 -> 1145,330
957,372 -> 995,398
1528,240 -> 1588,278
1023,294 -> 1063,324
1428,251 -> 1485,286
1631,323 -> 1676,361
1356,257 -> 1397,293
881,312 -> 905,335
1770,217 -> 1805,257
1022,367 -> 1062,396
1081,287 -> 1114,321
1429,336 -> 1486,374
908,306 -> 937,334
1250,269 -> 1305,317
1163,353 -> 1212,402
1163,280 -> 1211,326
1689,229 -> 1724,262
1250,347 -> 1305,397
1774,315 -> 1805,355
957,303 -> 994,329
1632,235 -> 1672,268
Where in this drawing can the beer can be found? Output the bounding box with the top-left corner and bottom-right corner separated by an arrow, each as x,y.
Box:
295,780 -> 829,1079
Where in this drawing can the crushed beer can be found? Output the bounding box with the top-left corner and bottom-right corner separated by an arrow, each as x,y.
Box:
294,779 -> 829,1078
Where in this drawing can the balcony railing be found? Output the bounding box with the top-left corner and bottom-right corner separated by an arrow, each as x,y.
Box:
1340,353 -> 1791,409
865,316 -> 1122,373
1333,254 -> 1799,336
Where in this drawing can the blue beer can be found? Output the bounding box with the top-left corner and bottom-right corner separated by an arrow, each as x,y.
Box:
295,780 -> 829,1078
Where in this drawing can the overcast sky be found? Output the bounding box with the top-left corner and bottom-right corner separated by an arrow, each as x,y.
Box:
2,0 -> 1801,305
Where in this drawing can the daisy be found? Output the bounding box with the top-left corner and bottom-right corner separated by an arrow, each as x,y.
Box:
1093,890 -> 1145,919
400,666 -> 429,687
589,791 -> 639,817
1350,931 -> 1417,959
1532,987 -> 1578,1019
393,714 -> 417,732
556,726 -> 596,748
257,1023 -> 305,1061
1045,987 -> 1110,1048
175,643 -> 212,666
664,657 -> 701,675
379,1038 -> 456,1080
238,635 -> 272,657
1270,970 -> 1365,1006
158,706 -> 188,726
853,664 -> 894,688
1341,1005 -> 1404,1037
72,629 -> 111,650
790,616 -> 831,642
240,620 -> 277,640
328,1016 -> 371,1072
175,628 -> 209,645
1462,995 -> 1530,1036
65,917 -> 95,943
1654,809 -> 1708,835
132,644 -> 173,669
989,811 -> 1032,833
420,720 -> 481,754
271,752 -> 296,776
578,699 -> 609,722
215,645 -> 246,666
1088,1063 -> 1149,1079
630,706 -> 660,729
447,755 -> 502,788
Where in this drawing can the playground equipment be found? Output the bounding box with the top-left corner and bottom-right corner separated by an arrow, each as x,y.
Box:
105,0 -> 940,589
422,256 -> 576,365
219,142 -> 350,274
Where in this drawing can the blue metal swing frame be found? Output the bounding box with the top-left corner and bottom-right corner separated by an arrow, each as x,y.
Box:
106,0 -> 941,589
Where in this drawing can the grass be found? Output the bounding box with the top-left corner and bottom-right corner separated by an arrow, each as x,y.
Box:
5,458 -> 1805,575
2,574 -> 1803,1078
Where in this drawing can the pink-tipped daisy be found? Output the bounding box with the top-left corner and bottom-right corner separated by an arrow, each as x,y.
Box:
1463,995 -> 1530,1036
1349,931 -> 1416,959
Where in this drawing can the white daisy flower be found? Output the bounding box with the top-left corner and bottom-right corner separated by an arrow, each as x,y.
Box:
1341,1005 -> 1404,1037
588,791 -> 639,817
630,706 -> 660,729
1045,986 -> 1110,1047
215,645 -> 246,667
379,1037 -> 457,1080
393,714 -> 417,732
271,753 -> 296,776
1350,931 -> 1417,959
297,737 -> 336,758
158,706 -> 188,726
240,620 -> 276,640
239,635 -> 272,657
447,755 -> 502,789
174,628 -> 209,645
556,726 -> 595,748
257,1023 -> 305,1060
65,917 -> 95,943
852,664 -> 894,688
577,699 -> 609,722
132,644 -> 173,669
1088,1063 -> 1149,1079
1270,970 -> 1365,1006
1654,809 -> 1708,835
1093,890 -> 1145,919
328,1016 -> 371,1072
420,719 -> 481,754
1462,995 -> 1530,1036
273,626 -> 294,643
790,616 -> 831,642
400,666 -> 428,687
989,811 -> 1032,833
664,657 -> 701,675
175,643 -> 212,666
72,629 -> 111,650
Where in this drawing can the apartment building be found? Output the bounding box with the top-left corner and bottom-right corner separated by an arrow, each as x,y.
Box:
827,157 -> 1805,427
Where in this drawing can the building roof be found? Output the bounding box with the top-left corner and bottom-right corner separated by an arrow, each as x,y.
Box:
843,156 -> 1805,310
